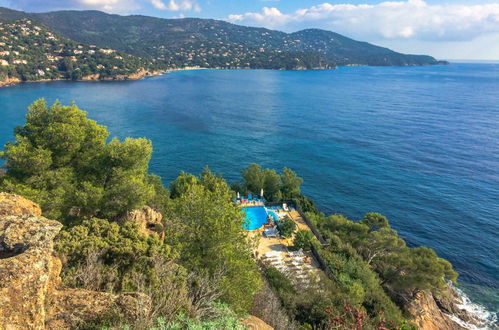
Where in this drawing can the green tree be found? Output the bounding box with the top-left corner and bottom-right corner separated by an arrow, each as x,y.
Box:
280,167 -> 303,199
276,216 -> 297,238
263,169 -> 281,200
313,211 -> 458,302
293,230 -> 315,251
0,99 -> 159,222
242,163 -> 264,194
360,212 -> 389,231
165,171 -> 262,314
169,171 -> 199,198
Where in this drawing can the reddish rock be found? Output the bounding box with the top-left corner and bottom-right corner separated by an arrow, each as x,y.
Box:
0,193 -> 42,216
0,193 -> 151,329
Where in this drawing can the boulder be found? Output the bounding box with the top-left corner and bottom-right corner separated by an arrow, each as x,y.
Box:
0,214 -> 62,329
0,192 -> 42,216
241,315 -> 274,330
121,205 -> 163,236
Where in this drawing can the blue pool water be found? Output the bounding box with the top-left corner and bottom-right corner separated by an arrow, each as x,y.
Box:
242,206 -> 278,230
0,64 -> 497,317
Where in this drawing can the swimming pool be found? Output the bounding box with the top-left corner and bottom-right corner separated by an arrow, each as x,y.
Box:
242,206 -> 279,230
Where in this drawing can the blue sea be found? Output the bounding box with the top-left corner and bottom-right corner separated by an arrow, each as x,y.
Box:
0,63 -> 498,323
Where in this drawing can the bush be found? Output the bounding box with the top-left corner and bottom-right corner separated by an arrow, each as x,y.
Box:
251,280 -> 299,330
156,303 -> 246,330
55,218 -> 190,322
293,230 -> 315,251
276,216 -> 297,238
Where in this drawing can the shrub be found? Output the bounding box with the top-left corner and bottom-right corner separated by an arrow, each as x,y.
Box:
55,218 -> 190,322
293,230 -> 315,251
156,303 -> 245,330
276,216 -> 297,238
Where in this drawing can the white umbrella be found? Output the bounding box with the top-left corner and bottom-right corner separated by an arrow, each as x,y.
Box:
237,192 -> 240,199
260,188 -> 264,198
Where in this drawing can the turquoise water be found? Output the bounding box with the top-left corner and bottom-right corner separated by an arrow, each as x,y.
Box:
242,206 -> 278,230
0,64 -> 497,318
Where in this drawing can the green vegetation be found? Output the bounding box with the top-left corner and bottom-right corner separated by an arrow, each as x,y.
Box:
0,19 -> 164,84
241,164 -> 304,201
165,167 -> 262,314
276,216 -> 297,238
238,163 -> 318,213
0,99 -> 458,329
261,260 -> 402,329
293,230 -> 315,251
0,7 -> 444,72
310,212 -> 458,300
0,100 -> 259,327
0,99 -> 162,222
156,303 -> 246,330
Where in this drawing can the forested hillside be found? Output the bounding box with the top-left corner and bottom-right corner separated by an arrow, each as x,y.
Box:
0,18 -> 165,84
0,7 -> 445,71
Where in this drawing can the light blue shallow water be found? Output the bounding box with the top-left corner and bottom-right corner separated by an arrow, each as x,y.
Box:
0,64 -> 498,316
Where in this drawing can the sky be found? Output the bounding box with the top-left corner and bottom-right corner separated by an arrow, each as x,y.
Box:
1,0 -> 498,60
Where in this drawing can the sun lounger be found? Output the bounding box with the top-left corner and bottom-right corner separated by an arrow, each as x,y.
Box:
289,249 -> 304,257
263,255 -> 280,262
264,226 -> 279,238
264,251 -> 281,257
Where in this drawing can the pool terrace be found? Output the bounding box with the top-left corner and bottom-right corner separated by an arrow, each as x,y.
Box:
237,196 -> 324,287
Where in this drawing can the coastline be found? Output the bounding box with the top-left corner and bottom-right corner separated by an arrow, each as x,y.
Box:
0,68 -> 168,89
0,62 -> 452,89
0,66 -> 216,89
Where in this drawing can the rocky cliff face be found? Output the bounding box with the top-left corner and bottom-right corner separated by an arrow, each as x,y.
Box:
0,77 -> 21,88
0,193 -> 151,329
0,192 -> 42,216
405,287 -> 487,330
406,290 -> 466,330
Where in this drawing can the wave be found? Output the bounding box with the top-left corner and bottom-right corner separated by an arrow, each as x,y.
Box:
448,285 -> 498,330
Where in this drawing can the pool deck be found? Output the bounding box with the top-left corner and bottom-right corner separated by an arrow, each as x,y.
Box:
250,208 -> 322,273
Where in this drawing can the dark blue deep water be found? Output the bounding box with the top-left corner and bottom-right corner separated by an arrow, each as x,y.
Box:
1,63 -> 498,317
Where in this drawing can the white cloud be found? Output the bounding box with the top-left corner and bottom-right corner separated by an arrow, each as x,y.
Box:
228,0 -> 499,42
7,0 -> 140,13
151,0 -> 201,12
77,0 -> 139,12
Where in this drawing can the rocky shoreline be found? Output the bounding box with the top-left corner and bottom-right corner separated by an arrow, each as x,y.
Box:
0,68 -> 167,88
405,284 -> 497,329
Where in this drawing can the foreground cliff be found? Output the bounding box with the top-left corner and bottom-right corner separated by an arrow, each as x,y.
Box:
0,193 -> 151,329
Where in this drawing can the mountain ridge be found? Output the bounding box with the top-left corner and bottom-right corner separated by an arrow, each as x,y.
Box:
0,6 -> 446,70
